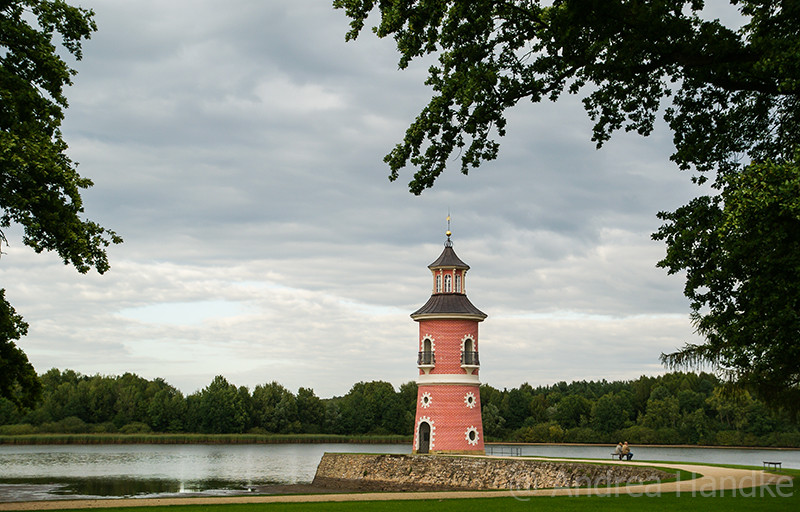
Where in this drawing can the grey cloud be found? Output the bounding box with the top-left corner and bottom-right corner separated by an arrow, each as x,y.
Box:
0,0 -> 705,397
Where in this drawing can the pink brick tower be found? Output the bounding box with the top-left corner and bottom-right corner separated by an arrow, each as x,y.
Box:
412,226 -> 487,454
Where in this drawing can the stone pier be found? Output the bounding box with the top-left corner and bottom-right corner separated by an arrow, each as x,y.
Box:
312,453 -> 672,492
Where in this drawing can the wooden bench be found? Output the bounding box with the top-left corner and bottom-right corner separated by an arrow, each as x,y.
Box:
763,461 -> 782,470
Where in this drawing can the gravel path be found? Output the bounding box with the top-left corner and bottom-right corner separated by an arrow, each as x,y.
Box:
0,458 -> 791,510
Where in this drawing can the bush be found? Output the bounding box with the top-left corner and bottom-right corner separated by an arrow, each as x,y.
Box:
740,433 -> 761,446
616,425 -> 658,444
368,426 -> 392,436
515,422 -> 565,443
120,422 -> 152,434
713,430 -> 760,446
763,431 -> 800,448
653,428 -> 681,444
92,422 -> 118,433
0,398 -> 20,425
41,416 -> 89,434
564,427 -> 601,443
715,430 -> 744,446
0,423 -> 37,435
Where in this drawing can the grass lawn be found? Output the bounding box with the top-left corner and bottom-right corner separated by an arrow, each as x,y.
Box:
51,467 -> 798,512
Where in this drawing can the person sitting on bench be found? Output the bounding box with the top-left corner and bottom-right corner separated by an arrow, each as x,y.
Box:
614,442 -> 623,460
621,441 -> 633,461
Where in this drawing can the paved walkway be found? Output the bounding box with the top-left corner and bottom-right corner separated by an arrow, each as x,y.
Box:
0,458 -> 791,510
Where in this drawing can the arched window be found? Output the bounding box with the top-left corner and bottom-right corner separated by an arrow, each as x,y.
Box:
461,338 -> 478,366
420,338 -> 434,365
435,274 -> 442,293
444,274 -> 452,292
455,273 -> 462,293
463,338 -> 474,352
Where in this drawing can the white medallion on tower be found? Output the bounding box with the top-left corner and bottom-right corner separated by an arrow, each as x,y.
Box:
465,426 -> 480,446
464,392 -> 477,408
420,392 -> 432,408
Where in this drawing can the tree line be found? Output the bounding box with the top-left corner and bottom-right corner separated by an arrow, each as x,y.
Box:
0,370 -> 418,437
0,369 -> 798,447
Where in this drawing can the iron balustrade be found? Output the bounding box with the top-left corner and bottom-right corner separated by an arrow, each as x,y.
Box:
418,351 -> 435,365
487,445 -> 522,456
461,350 -> 480,366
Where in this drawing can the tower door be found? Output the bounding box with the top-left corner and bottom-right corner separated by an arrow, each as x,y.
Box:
418,422 -> 431,454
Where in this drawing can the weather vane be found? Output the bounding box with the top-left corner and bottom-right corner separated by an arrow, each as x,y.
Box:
445,211 -> 452,246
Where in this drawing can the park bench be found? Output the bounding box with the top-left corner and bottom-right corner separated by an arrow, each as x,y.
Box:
611,453 -> 632,460
763,461 -> 782,470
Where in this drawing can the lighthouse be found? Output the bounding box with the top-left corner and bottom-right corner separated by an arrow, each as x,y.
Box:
412,227 -> 487,455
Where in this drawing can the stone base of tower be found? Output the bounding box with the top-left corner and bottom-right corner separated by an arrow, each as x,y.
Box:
313,453 -> 673,492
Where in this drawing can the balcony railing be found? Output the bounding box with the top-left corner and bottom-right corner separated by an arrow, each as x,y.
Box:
461,350 -> 480,366
417,351 -> 435,366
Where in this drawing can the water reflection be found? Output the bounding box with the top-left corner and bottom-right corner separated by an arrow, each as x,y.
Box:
0,477 -> 267,502
0,443 -> 410,502
53,477 -> 181,497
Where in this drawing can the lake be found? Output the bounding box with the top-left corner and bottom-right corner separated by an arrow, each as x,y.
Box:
0,443 -> 797,502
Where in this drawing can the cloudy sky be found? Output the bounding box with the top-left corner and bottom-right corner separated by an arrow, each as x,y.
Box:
2,1 -> 713,398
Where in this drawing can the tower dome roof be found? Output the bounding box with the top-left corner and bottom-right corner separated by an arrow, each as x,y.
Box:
428,234 -> 470,270
428,244 -> 470,270
411,294 -> 486,319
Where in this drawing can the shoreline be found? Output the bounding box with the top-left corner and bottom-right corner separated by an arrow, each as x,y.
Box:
0,434 -> 410,446
0,434 -> 796,450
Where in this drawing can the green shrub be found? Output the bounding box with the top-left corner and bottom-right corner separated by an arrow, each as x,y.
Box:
0,398 -> 20,425
92,422 -> 118,433
715,430 -> 744,446
0,423 -> 37,435
741,433 -> 761,446
564,427 -> 600,443
515,422 -> 565,443
654,428 -> 681,444
41,417 -> 89,434
763,431 -> 800,447
120,422 -> 152,434
616,425 -> 657,444
713,430 -> 761,446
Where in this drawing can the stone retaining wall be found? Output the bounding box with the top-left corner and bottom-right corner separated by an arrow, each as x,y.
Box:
312,453 -> 672,492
